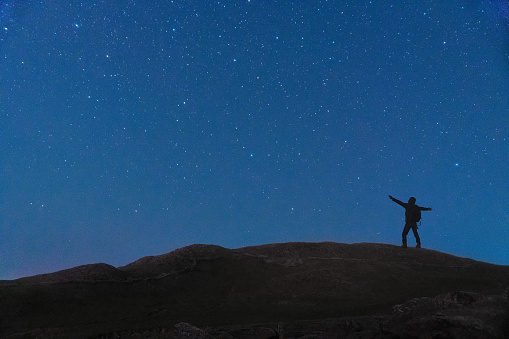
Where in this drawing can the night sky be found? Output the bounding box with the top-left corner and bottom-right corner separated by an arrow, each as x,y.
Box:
1,1 -> 508,280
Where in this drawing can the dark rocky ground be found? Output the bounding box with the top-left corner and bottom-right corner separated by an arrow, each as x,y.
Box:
1,242 -> 509,338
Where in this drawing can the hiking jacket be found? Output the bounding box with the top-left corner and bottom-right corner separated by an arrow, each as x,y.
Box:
391,197 -> 428,223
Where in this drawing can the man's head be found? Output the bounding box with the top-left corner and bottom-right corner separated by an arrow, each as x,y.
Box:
408,197 -> 416,205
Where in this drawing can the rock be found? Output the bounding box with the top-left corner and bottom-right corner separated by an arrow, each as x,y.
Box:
173,322 -> 212,338
383,291 -> 509,338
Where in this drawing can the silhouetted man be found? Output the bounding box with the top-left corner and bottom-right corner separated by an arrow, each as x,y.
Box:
389,195 -> 432,248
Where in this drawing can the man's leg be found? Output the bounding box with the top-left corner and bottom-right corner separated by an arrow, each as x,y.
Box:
402,224 -> 411,248
411,224 -> 421,248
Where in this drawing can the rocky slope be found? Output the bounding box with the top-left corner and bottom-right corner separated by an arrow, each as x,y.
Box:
1,242 -> 508,338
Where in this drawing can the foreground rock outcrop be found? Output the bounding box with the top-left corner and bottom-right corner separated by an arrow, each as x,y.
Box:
101,290 -> 509,338
1,242 -> 509,338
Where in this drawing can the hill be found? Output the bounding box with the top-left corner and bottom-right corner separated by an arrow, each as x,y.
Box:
1,242 -> 508,338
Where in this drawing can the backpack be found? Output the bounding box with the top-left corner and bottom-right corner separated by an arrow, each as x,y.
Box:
409,205 -> 421,223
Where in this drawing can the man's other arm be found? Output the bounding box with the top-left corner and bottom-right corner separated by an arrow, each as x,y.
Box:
389,195 -> 405,207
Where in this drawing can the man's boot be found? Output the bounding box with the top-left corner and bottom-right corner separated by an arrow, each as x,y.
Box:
401,243 -> 407,248
416,243 -> 421,249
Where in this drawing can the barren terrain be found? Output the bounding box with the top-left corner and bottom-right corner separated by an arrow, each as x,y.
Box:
1,242 -> 508,338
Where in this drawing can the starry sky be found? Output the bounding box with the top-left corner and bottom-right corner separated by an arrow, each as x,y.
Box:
1,1 -> 508,280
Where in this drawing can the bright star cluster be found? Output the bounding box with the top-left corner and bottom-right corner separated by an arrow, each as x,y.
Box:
0,1 -> 508,279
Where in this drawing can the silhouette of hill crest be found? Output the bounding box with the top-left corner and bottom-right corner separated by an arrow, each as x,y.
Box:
119,244 -> 236,277
11,242 -> 500,284
2,242 -> 509,338
15,263 -> 128,284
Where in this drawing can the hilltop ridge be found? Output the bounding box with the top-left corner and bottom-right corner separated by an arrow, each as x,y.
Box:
2,242 -> 509,338
11,242 -> 499,284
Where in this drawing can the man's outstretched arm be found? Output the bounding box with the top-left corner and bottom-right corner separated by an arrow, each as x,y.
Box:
389,195 -> 405,207
419,206 -> 432,211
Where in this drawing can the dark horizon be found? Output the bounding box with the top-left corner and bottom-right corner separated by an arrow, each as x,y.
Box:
4,240 -> 508,282
2,241 -> 509,337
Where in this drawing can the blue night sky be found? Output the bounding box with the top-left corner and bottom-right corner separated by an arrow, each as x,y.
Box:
1,1 -> 508,280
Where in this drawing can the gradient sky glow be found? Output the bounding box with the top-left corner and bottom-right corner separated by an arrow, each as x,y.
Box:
1,1 -> 508,280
